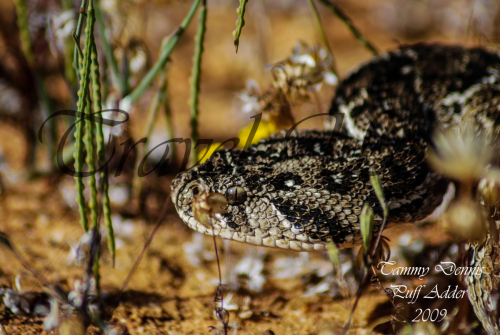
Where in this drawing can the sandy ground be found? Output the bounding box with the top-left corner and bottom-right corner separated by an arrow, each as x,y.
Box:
0,177 -> 418,334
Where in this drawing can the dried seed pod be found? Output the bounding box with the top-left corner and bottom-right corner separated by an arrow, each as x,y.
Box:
360,203 -> 374,251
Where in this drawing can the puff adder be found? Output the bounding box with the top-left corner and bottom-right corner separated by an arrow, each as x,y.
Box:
171,43 -> 500,332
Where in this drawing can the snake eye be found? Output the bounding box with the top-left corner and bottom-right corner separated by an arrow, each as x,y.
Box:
226,186 -> 246,205
192,186 -> 201,195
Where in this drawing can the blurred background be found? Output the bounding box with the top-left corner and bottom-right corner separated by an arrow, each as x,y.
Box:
0,0 -> 499,334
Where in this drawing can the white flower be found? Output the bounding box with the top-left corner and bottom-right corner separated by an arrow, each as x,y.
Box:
183,233 -> 215,267
48,10 -> 75,53
238,80 -> 262,114
220,293 -> 238,311
290,53 -> 316,67
428,123 -> 495,181
67,231 -> 94,265
234,249 -> 266,292
111,214 -> 134,238
1,288 -> 30,315
130,50 -> 148,75
108,184 -> 130,207
323,72 -> 338,86
272,41 -> 337,100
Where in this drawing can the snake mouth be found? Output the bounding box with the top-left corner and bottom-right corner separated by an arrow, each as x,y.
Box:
171,171 -> 211,216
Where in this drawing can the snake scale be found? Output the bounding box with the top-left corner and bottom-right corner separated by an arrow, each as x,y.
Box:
171,43 -> 500,332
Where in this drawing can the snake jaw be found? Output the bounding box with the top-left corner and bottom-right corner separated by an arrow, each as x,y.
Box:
172,172 -> 233,237
171,170 -> 210,213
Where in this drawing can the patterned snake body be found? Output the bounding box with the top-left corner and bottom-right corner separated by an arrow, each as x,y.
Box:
171,43 -> 500,331
171,129 -> 446,251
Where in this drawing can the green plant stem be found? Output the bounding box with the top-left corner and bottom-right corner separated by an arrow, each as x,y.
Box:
342,169 -> 387,334
74,0 -> 97,233
14,0 -> 58,169
161,68 -> 176,161
35,72 -> 58,169
73,0 -> 89,78
189,0 -> 207,166
84,91 -> 98,230
131,64 -> 169,211
233,0 -> 248,52
144,70 -> 168,152
307,0 -> 338,76
13,0 -> 33,64
91,41 -> 115,267
94,0 -> 127,96
368,168 -> 389,261
93,248 -> 101,298
13,0 -> 36,167
317,0 -> 378,56
82,0 -> 102,297
73,117 -> 88,232
121,0 -> 202,106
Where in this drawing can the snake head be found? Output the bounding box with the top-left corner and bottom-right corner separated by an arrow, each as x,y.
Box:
170,169 -> 210,213
171,150 -> 254,238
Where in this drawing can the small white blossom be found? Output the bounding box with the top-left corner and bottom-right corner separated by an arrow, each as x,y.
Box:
111,214 -> 134,238
108,184 -> 130,207
272,41 -> 337,100
323,72 -> 338,86
234,249 -> 266,292
67,231 -> 94,265
428,123 -> 496,181
290,53 -> 316,67
1,288 -> 30,315
43,298 -> 60,331
220,293 -> 238,311
183,233 -> 215,267
238,80 -> 263,114
48,11 -> 75,53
